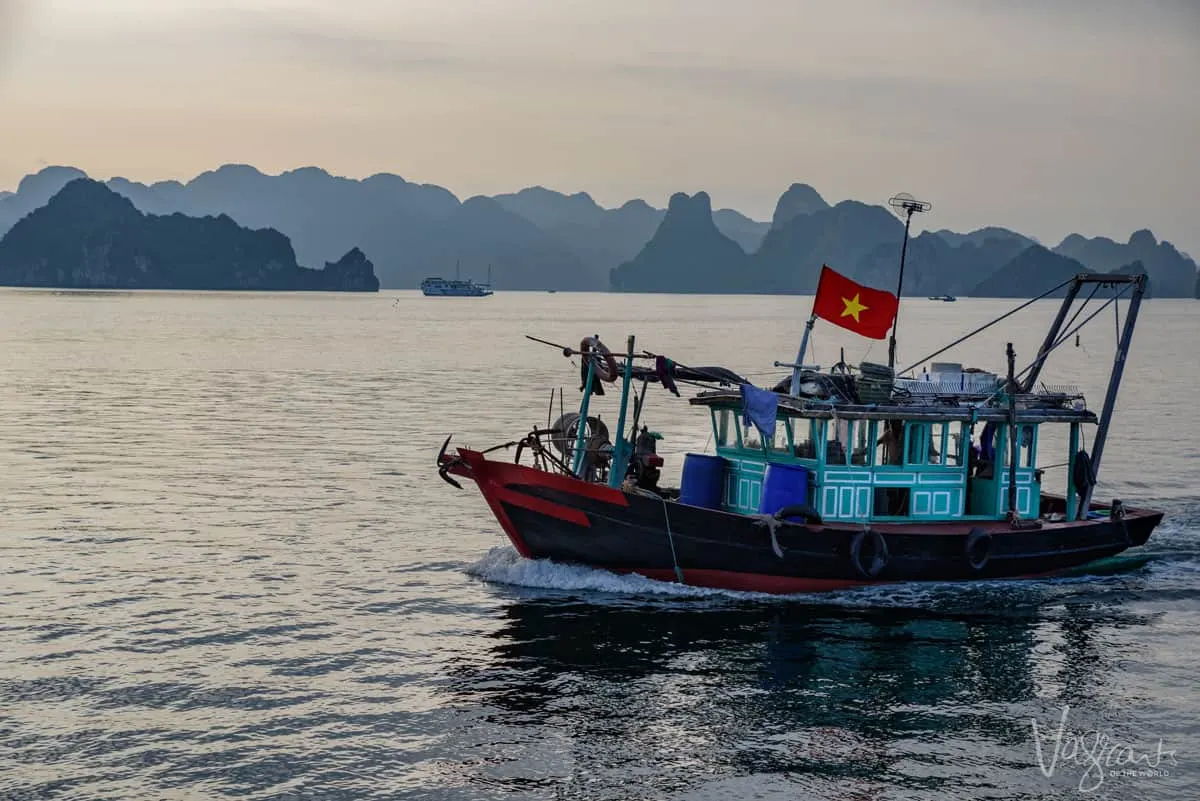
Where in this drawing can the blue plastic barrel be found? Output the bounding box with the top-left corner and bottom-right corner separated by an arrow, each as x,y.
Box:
679,454 -> 727,509
758,463 -> 810,516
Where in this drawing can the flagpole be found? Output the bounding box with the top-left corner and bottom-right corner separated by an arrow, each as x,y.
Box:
886,193 -> 931,371
886,210 -> 912,371
789,314 -> 817,395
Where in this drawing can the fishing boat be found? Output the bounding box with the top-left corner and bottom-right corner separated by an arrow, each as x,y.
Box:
421,263 -> 493,297
435,201 -> 1160,594
929,294 -> 957,302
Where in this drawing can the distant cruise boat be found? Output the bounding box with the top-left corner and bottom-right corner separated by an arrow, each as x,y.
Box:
928,294 -> 957,302
421,264 -> 493,297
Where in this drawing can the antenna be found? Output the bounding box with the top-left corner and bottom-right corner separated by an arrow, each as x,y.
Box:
886,193 -> 932,370
888,192 -> 932,219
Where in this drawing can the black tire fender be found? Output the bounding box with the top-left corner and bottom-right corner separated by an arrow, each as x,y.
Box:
964,527 -> 992,572
850,529 -> 889,579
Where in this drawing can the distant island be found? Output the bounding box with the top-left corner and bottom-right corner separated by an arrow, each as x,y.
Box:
0,165 -> 1196,297
612,185 -> 1183,298
0,179 -> 378,291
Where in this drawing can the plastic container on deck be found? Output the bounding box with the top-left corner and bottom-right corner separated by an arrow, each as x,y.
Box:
679,454 -> 728,509
758,463 -> 811,515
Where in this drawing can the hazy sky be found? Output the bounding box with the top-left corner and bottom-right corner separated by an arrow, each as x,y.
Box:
2,0 -> 1198,252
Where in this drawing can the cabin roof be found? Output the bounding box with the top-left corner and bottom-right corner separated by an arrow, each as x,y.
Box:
689,389 -> 1097,424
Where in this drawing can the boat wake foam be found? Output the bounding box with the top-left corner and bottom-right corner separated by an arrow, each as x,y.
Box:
465,547 -> 750,599
464,546 -> 1165,608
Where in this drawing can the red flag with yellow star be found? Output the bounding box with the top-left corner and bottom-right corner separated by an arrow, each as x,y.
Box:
811,265 -> 898,340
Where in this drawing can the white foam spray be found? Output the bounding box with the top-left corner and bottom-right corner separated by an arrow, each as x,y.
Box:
464,546 -> 1162,609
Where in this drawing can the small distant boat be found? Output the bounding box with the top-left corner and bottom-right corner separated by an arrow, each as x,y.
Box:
421,263 -> 493,297
421,277 -> 492,297
929,294 -> 957,302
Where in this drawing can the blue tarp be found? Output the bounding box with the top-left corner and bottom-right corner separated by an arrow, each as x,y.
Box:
740,383 -> 778,442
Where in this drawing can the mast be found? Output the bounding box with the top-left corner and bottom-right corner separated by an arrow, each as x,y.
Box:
1079,274 -> 1147,517
1005,342 -> 1020,520
608,335 -> 637,488
886,194 -> 931,370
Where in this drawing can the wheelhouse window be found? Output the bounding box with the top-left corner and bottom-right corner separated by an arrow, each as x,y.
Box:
926,422 -> 952,465
947,423 -> 965,466
740,417 -> 762,450
792,418 -> 816,459
897,422 -> 956,466
875,420 -> 905,466
905,424 -> 926,465
769,419 -> 793,454
1019,425 -> 1036,467
994,424 -> 1037,467
713,409 -> 735,448
853,420 -> 872,465
826,419 -> 853,465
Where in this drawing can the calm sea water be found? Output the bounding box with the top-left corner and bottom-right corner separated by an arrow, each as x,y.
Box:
1,289 -> 1197,800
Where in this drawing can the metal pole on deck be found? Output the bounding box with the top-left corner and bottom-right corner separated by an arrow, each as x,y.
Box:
1006,342 -> 1020,520
608,335 -> 637,488
1066,422 -> 1080,521
789,315 -> 817,395
886,193 -> 931,371
1079,275 -> 1146,517
572,358 -> 597,477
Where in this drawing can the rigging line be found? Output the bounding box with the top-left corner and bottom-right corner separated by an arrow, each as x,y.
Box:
1113,282 -> 1122,344
1048,283 -> 1132,353
1057,282 -> 1101,345
970,284 -> 1134,410
658,495 -> 685,584
897,277 -> 1074,376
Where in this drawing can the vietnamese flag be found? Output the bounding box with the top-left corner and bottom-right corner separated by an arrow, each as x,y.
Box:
811,265 -> 898,340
